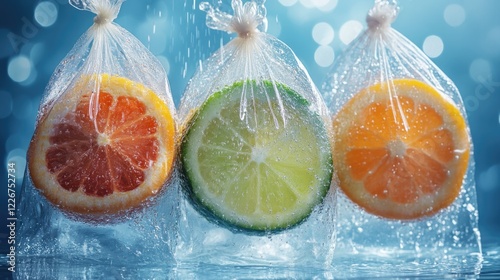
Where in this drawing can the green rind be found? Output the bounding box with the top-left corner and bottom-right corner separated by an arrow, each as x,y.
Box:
181,80 -> 333,232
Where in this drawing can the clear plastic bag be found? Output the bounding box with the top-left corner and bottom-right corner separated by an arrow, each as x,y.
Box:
174,0 -> 336,267
322,0 -> 482,273
17,0 -> 177,265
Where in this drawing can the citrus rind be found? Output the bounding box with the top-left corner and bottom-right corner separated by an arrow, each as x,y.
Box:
28,74 -> 176,217
181,80 -> 333,231
333,79 -> 470,220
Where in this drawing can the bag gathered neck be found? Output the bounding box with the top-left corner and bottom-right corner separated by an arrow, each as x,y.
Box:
366,0 -> 399,32
70,0 -> 123,26
200,0 -> 268,39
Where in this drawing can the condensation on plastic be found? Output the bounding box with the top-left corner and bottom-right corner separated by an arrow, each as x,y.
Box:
37,0 -> 175,125
17,0 -> 177,265
322,0 -> 481,269
173,0 -> 336,268
178,0 -> 329,127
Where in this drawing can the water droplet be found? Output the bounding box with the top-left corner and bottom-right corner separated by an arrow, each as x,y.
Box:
35,202 -> 43,217
199,2 -> 212,12
466,203 -> 475,212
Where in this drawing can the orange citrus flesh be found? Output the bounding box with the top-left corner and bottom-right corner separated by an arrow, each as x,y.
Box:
28,74 -> 176,217
333,79 -> 470,220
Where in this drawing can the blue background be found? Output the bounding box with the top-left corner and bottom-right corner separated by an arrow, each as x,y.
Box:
1,0 -> 499,254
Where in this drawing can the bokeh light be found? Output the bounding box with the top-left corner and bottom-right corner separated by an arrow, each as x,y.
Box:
479,164 -> 500,192
443,4 -> 465,27
300,0 -> 322,9
5,134 -> 24,155
469,58 -> 492,83
486,26 -> 500,55
339,20 -> 362,45
12,93 -> 35,120
314,45 -> 334,67
0,91 -> 13,119
8,55 -> 32,83
156,55 -> 171,75
34,1 -> 59,28
422,35 -> 444,58
6,149 -> 27,181
278,0 -> 298,7
30,43 -> 46,65
312,22 -> 334,45
19,68 -> 38,87
298,0 -> 337,11
137,16 -> 169,55
317,0 -> 338,12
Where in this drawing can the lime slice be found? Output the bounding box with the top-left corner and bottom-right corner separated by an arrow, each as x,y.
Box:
181,80 -> 333,231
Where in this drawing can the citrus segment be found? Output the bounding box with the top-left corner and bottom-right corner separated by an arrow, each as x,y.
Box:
333,79 -> 470,220
28,74 -> 176,217
181,81 -> 332,231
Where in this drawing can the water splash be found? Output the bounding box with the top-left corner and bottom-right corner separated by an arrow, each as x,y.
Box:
69,0 -> 90,11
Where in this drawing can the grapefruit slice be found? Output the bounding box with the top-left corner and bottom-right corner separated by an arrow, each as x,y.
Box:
28,74 -> 176,218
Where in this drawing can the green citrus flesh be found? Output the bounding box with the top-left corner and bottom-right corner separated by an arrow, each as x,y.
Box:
181,80 -> 333,231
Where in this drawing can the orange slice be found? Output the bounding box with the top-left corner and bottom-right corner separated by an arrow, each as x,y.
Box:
333,79 -> 470,220
28,74 -> 176,218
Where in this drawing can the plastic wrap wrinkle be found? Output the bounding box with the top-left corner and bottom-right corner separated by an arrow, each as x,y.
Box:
18,0 -> 177,266
200,0 -> 267,36
366,0 -> 398,31
175,0 -> 335,268
322,0 -> 481,271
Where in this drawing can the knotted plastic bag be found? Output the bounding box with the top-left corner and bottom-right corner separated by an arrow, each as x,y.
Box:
173,0 -> 336,268
323,0 -> 481,274
17,0 -> 177,265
